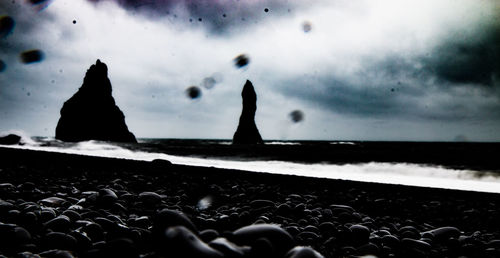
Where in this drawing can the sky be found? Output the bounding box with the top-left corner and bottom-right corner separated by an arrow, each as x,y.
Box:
0,0 -> 499,141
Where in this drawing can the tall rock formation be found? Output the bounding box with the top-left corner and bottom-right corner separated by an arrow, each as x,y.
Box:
233,80 -> 263,144
55,60 -> 137,143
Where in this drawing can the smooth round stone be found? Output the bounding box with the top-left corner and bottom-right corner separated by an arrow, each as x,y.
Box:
276,202 -> 292,212
38,249 -> 75,258
44,215 -> 71,232
297,231 -> 320,242
233,224 -> 294,256
40,208 -> 57,222
153,209 -> 197,235
98,189 -> 118,204
349,224 -> 370,246
0,199 -> 15,212
43,232 -> 77,251
401,238 -> 432,252
19,182 -> 36,192
319,222 -> 335,233
13,226 -> 32,245
250,200 -> 275,209
422,227 -> 460,242
285,246 -> 325,258
330,204 -> 354,212
209,237 -> 247,257
62,210 -> 81,222
381,235 -> 400,247
356,243 -> 379,256
40,197 -> 67,207
487,239 -> 500,248
69,230 -> 92,251
200,229 -> 220,243
82,222 -> 105,242
0,183 -> 15,192
139,192 -> 162,205
17,252 -> 41,258
162,226 -> 223,258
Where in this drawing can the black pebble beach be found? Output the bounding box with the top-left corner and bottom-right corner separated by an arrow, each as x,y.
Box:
1,147 -> 500,258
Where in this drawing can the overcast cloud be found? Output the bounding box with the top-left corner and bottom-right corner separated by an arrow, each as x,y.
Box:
0,0 -> 499,141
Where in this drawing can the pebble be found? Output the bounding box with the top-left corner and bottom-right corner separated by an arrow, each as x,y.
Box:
44,215 -> 71,232
43,232 -> 77,251
209,237 -> 247,257
162,226 -> 223,257
422,226 -> 461,242
286,246 -> 325,258
153,209 -> 198,235
138,191 -> 162,205
40,197 -> 67,207
349,224 -> 370,246
233,224 -> 294,256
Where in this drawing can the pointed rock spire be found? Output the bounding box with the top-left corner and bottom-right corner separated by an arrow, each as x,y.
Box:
233,80 -> 263,144
55,60 -> 136,143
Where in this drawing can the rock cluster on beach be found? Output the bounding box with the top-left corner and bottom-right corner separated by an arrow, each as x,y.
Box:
1,149 -> 500,258
233,80 -> 263,144
0,134 -> 21,145
55,60 -> 136,143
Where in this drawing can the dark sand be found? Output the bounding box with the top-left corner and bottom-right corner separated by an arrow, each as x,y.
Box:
1,147 -> 499,257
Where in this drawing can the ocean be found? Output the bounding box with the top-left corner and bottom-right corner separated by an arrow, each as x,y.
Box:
2,135 -> 500,193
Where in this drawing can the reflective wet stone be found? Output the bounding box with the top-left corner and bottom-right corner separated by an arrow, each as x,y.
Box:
162,226 -> 223,257
233,224 -> 294,256
286,246 -> 324,258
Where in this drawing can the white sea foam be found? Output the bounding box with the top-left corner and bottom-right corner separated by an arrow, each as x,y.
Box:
267,141 -> 301,145
2,141 -> 500,193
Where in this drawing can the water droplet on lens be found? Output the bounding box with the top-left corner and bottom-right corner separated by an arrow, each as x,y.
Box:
202,77 -> 217,89
289,110 -> 304,123
20,49 -> 45,64
302,21 -> 312,33
0,60 -> 6,72
0,16 -> 15,38
186,86 -> 201,99
234,54 -> 250,68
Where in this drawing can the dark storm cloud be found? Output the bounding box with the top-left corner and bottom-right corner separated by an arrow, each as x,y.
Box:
281,76 -> 416,118
87,0 -> 303,33
423,24 -> 500,87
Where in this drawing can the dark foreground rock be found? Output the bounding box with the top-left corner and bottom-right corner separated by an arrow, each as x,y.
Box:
0,134 -> 21,145
1,147 -> 500,257
233,80 -> 263,144
55,60 -> 136,143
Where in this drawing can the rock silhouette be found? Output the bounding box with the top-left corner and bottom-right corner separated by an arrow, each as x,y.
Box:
0,134 -> 21,145
233,80 -> 263,144
55,60 -> 136,143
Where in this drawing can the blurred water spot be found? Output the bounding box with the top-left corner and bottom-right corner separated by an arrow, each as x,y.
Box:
0,60 -> 6,72
289,110 -> 304,123
186,86 -> 202,99
0,16 -> 15,38
20,50 -> 45,64
202,77 -> 216,89
197,196 -> 213,210
234,54 -> 250,68
28,0 -> 53,11
302,21 -> 312,33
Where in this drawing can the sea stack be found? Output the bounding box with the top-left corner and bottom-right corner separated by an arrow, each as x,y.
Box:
233,80 -> 263,144
55,60 -> 137,143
